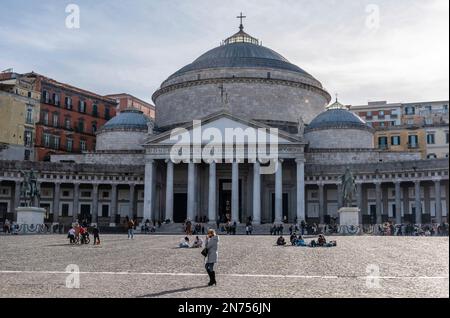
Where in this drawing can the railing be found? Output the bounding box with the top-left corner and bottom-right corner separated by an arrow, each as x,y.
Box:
1,223 -> 66,234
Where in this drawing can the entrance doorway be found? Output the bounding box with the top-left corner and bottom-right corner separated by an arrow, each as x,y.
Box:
80,204 -> 91,224
0,202 -> 8,222
40,203 -> 52,223
219,179 -> 241,223
173,193 -> 187,223
271,193 -> 289,223
369,204 -> 377,225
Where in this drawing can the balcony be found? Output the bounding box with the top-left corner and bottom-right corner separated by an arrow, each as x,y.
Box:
408,143 -> 419,149
378,144 -> 389,150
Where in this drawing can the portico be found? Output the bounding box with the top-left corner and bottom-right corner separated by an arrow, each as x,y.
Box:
143,112 -> 307,224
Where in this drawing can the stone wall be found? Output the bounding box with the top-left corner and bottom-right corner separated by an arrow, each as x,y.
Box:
305,149 -> 421,164
305,128 -> 374,149
155,80 -> 329,130
0,144 -> 26,161
50,152 -> 145,166
96,130 -> 147,151
161,67 -> 324,89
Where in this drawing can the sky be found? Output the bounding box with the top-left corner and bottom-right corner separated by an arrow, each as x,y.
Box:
0,0 -> 448,106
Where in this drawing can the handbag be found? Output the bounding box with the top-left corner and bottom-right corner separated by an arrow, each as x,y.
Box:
201,247 -> 208,257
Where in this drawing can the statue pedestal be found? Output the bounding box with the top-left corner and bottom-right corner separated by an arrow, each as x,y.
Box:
16,207 -> 46,233
338,207 -> 360,226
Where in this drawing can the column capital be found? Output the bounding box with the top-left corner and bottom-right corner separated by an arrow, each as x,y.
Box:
394,180 -> 402,185
204,159 -> 218,164
165,159 -> 174,164
295,158 -> 305,164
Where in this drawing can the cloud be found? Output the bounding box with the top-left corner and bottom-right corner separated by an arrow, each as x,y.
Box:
0,0 -> 448,105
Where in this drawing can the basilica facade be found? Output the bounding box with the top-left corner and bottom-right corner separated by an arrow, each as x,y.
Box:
0,25 -> 448,228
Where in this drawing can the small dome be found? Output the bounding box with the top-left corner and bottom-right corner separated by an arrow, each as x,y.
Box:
101,108 -> 151,132
306,107 -> 372,132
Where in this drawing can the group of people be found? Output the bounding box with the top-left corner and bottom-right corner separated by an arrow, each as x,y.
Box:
179,229 -> 219,287
67,223 -> 100,245
2,219 -> 19,235
179,235 -> 204,248
184,218 -> 207,236
277,234 -> 337,248
270,224 -> 285,235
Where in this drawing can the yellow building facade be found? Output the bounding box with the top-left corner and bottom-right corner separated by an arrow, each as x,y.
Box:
374,126 -> 427,159
0,74 -> 40,160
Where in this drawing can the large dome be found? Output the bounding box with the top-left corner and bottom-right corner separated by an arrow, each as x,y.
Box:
153,26 -> 331,131
167,42 -> 314,81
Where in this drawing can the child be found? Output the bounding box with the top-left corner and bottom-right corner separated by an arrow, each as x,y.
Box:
68,227 -> 76,244
93,225 -> 100,245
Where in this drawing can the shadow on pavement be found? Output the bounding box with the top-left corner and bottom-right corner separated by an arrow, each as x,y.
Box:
137,285 -> 210,298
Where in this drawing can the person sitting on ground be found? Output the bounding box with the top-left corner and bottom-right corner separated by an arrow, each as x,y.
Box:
276,236 -> 286,246
192,236 -> 203,248
290,233 -> 298,246
317,234 -> 327,247
68,227 -> 76,244
296,235 -> 307,247
179,237 -> 190,248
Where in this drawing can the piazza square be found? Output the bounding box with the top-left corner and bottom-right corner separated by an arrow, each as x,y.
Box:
0,234 -> 448,298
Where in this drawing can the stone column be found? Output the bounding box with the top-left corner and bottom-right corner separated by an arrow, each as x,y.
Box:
296,159 -> 305,223
143,160 -> 155,224
253,160 -> 261,225
73,183 -> 80,222
356,182 -> 363,225
274,159 -> 284,223
375,181 -> 382,224
34,181 -> 41,207
337,183 -> 343,209
434,179 -> 442,224
91,184 -> 99,225
187,161 -> 196,221
14,181 -> 21,221
129,183 -> 135,219
208,161 -> 217,223
414,181 -> 422,224
53,183 -> 61,224
231,160 -> 240,223
109,184 -> 118,226
318,183 -> 325,224
165,160 -> 174,222
395,181 -> 402,225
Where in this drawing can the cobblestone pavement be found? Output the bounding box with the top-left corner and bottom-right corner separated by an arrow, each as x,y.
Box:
0,235 -> 448,298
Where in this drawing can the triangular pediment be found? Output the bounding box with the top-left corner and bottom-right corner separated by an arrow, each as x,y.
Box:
144,111 -> 303,146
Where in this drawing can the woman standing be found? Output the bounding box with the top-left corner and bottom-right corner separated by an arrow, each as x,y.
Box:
204,229 -> 219,286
